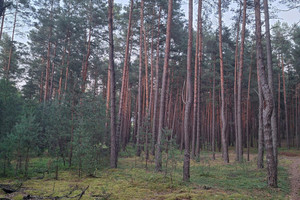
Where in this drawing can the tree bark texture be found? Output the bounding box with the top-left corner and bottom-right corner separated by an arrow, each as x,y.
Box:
255,0 -> 277,187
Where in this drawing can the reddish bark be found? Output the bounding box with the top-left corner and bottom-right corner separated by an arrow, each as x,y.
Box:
81,6 -> 93,93
155,0 -> 173,171
218,0 -> 229,163
212,55 -> 216,160
237,0 -> 246,162
118,0 -> 133,152
152,7 -> 161,155
44,0 -> 54,103
183,0 -> 193,181
6,2 -> 17,79
136,0 -> 144,156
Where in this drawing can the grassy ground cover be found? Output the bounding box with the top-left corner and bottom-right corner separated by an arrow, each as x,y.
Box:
0,147 -> 294,199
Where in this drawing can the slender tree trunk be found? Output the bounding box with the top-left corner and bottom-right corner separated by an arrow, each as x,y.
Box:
44,0 -> 54,103
155,0 -> 173,171
133,97 -> 138,144
64,36 -> 70,96
143,13 -> 151,161
108,0 -> 117,168
164,70 -> 170,126
218,0 -> 229,163
68,101 -> 74,167
192,0 -> 202,159
237,0 -> 246,162
180,83 -> 185,152
136,0 -> 144,156
55,154 -> 59,180
126,89 -> 132,146
212,55 -> 216,160
281,56 -> 289,149
143,24 -> 149,113
183,0 -> 193,182
192,4 -> 199,159
93,69 -> 98,96
105,66 -> 111,143
257,65 -> 264,169
122,88 -> 130,149
296,87 -> 298,149
58,40 -> 67,100
246,53 -> 253,162
152,7 -> 161,155
278,73 -> 281,147
255,0 -> 277,187
44,40 -> 51,102
263,0 -> 278,165
149,8 -> 155,121
81,6 -> 93,93
39,69 -> 44,103
25,147 -> 30,177
196,0 -> 203,158
171,96 -> 177,137
117,0 -> 133,153
6,2 -> 17,79
234,4 -> 242,160
0,9 -> 5,40
49,42 -> 57,99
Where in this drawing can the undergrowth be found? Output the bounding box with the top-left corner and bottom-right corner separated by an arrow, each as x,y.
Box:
0,147 -> 294,200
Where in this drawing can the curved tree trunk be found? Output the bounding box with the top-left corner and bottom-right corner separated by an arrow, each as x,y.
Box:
263,0 -> 278,165
254,0 -> 277,187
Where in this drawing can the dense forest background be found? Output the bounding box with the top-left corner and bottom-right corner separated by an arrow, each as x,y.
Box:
0,0 -> 300,197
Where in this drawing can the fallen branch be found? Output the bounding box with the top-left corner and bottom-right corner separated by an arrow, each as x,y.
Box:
91,193 -> 112,200
0,183 -> 22,194
22,185 -> 89,200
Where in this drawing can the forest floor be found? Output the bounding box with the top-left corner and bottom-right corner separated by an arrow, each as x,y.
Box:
280,150 -> 300,200
0,147 -> 299,200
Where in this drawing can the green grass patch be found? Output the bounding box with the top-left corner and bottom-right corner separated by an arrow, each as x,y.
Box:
0,149 -> 292,200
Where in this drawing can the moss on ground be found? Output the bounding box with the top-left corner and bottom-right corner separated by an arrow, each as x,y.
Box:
0,148 -> 295,200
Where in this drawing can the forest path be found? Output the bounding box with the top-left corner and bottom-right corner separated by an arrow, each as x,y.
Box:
288,156 -> 300,200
